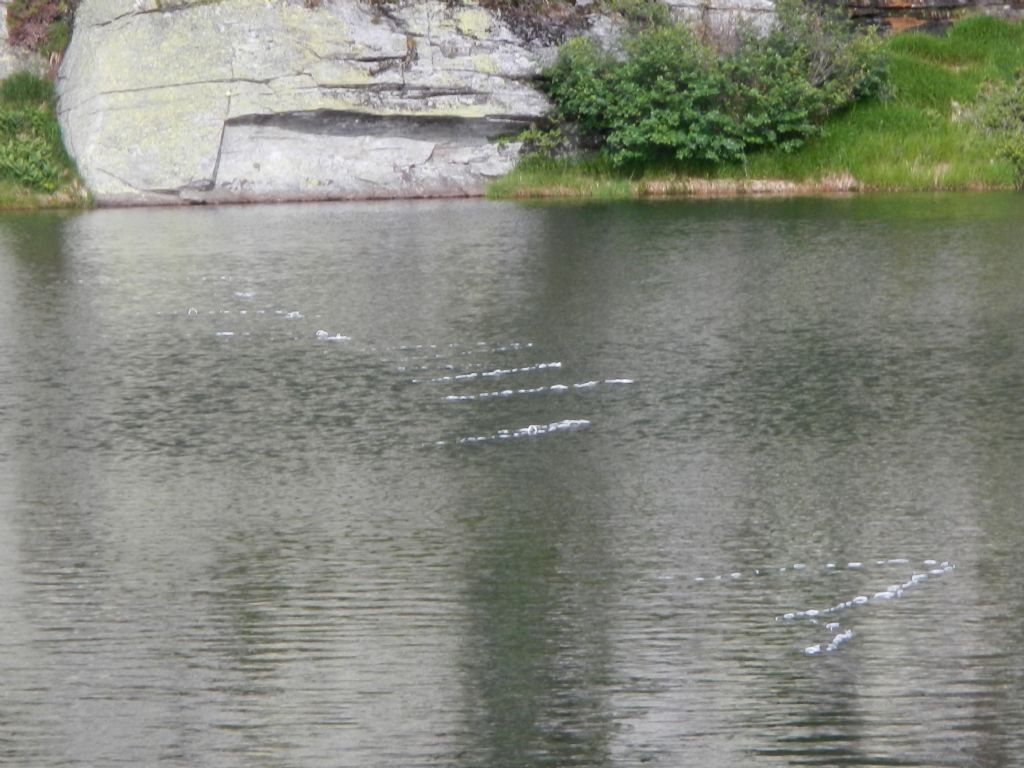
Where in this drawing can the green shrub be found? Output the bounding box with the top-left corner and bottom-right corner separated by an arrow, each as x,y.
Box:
972,74 -> 1024,187
543,0 -> 885,169
766,0 -> 886,109
546,26 -> 744,166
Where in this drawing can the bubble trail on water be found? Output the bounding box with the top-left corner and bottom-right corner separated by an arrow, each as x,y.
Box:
382,337 -> 632,447
314,330 -> 350,341
441,379 -> 635,402
440,419 -> 593,446
691,558 -> 956,656
413,361 -> 563,384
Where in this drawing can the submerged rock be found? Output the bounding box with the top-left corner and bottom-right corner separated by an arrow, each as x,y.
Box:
56,0 -> 557,205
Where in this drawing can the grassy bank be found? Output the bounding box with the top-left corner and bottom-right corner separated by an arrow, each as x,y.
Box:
489,15 -> 1024,199
0,72 -> 87,210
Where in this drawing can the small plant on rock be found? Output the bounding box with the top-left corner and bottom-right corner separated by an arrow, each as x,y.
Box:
6,0 -> 76,57
0,72 -> 75,192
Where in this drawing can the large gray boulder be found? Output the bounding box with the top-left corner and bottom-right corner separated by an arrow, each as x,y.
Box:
57,0 -> 555,205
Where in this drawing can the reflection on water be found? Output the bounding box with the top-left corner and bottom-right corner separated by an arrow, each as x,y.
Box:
0,195 -> 1022,767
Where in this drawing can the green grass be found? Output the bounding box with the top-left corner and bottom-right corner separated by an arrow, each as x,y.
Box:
491,14 -> 1024,197
0,71 -> 86,209
487,154 -> 638,198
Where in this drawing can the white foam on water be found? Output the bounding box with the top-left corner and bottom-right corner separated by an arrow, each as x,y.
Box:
453,419 -> 592,446
696,556 -> 947,588
214,331 -> 235,337
441,379 -> 635,402
405,340 -> 533,352
826,629 -> 854,652
771,558 -> 957,655
424,361 -> 563,384
314,330 -> 350,342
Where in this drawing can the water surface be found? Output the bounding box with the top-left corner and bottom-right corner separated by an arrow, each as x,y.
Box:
1,195 -> 1022,767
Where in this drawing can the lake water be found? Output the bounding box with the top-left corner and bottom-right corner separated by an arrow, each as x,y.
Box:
1,194 -> 1022,767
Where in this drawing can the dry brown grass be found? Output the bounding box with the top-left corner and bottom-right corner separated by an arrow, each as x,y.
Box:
638,176 -> 862,197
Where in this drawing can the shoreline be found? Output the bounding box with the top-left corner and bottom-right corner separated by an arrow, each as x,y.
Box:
0,183 -> 91,211
0,175 -> 1015,212
486,173 -> 1014,201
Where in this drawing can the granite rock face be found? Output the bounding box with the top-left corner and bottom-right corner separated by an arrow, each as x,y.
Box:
664,0 -> 775,37
56,0 -> 557,204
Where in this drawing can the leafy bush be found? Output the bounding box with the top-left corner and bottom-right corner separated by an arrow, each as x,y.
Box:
0,135 -> 62,190
972,74 -> 1024,187
543,0 -> 886,168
